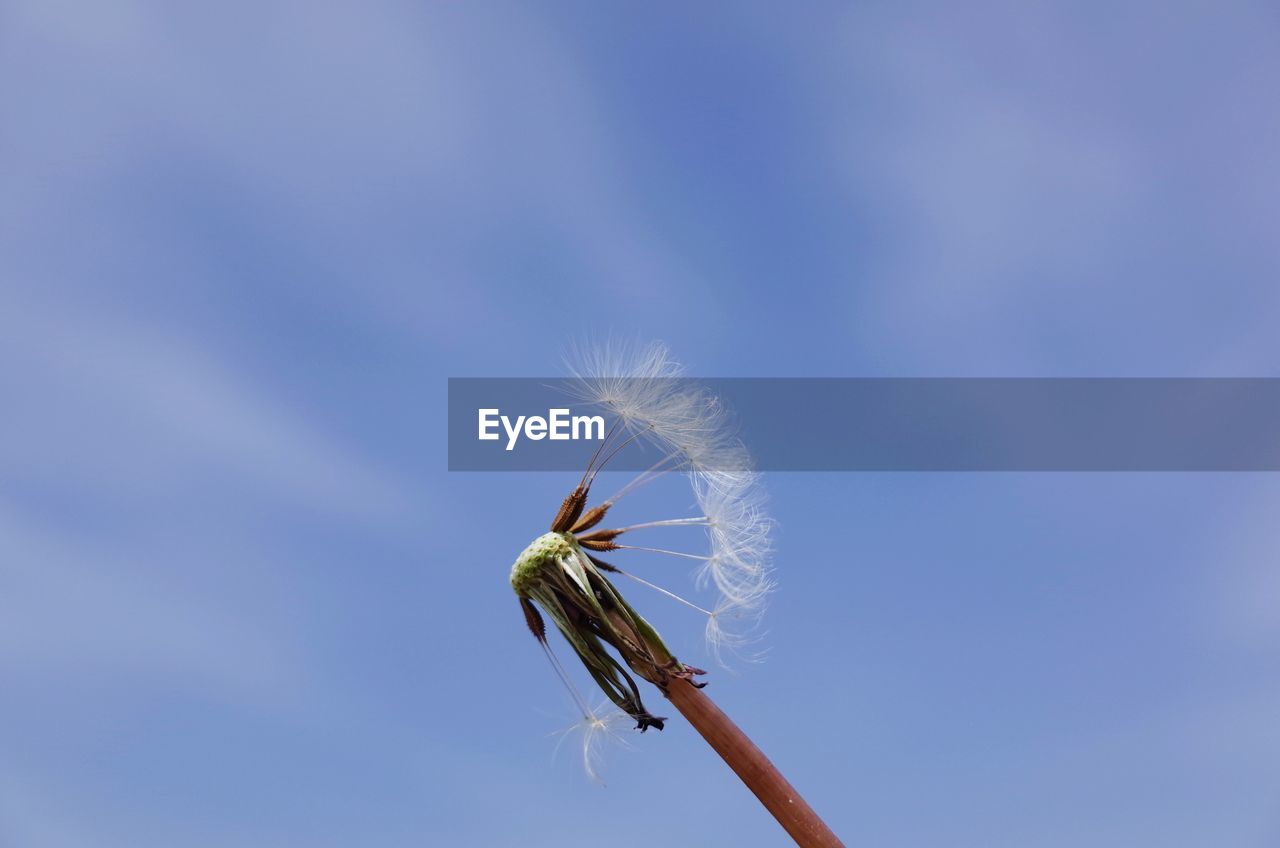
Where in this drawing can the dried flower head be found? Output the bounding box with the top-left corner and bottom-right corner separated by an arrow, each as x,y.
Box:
512,341 -> 774,778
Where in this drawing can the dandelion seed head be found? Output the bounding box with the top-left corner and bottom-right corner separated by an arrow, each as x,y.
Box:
510,531 -> 576,597
565,340 -> 775,660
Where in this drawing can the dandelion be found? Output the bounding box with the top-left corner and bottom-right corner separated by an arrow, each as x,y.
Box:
510,342 -> 842,848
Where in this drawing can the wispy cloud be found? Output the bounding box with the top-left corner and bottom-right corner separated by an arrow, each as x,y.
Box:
818,3 -> 1280,374
2,0 -> 709,353
1206,481 -> 1280,648
0,497 -> 304,703
0,293 -> 415,518
0,767 -> 99,848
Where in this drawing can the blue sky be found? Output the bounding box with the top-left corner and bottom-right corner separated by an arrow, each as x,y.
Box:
3,2 -> 1279,846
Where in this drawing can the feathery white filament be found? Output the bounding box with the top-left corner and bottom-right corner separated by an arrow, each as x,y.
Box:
704,593 -> 769,667
599,449 -> 682,506
614,517 -> 710,531
693,468 -> 773,609
552,702 -> 634,785
613,568 -> 764,665
539,640 -> 592,719
612,567 -> 715,616
612,544 -> 710,561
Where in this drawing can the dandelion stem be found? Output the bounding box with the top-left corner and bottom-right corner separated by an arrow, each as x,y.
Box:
665,678 -> 845,848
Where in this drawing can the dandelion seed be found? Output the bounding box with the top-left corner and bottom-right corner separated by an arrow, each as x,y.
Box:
612,516 -> 712,532
608,566 -> 762,666
607,544 -> 711,561
609,566 -> 715,616
551,701 -> 634,786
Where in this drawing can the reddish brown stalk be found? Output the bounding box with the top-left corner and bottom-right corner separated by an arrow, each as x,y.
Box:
664,678 -> 845,848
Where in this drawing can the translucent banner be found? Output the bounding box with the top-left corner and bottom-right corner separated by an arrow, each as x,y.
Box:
447,378 -> 1280,471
